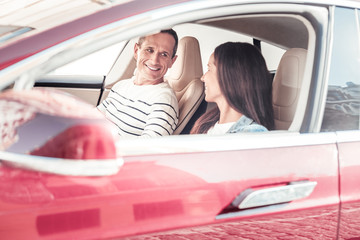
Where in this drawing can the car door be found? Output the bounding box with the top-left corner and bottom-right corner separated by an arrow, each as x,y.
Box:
35,75 -> 105,106
320,6 -> 360,240
111,132 -> 339,239
0,133 -> 339,240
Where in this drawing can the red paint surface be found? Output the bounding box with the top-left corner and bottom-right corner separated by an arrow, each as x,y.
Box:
0,142 -> 340,239
37,209 -> 100,236
30,124 -> 116,159
338,141 -> 360,239
0,88 -> 117,159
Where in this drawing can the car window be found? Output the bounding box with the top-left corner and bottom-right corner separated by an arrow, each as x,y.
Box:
261,41 -> 286,71
320,7 -> 360,132
51,42 -> 125,76
174,23 -> 284,72
0,25 -> 33,43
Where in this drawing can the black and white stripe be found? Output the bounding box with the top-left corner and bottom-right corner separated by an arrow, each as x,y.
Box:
98,79 -> 178,137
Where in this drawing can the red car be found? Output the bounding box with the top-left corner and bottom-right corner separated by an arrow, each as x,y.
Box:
0,0 -> 359,239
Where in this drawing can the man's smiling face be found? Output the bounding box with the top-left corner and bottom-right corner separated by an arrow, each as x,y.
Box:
134,32 -> 177,85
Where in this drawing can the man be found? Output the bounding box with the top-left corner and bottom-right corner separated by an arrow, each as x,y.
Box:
98,29 -> 179,137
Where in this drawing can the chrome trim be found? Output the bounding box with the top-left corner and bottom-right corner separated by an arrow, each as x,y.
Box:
301,5 -> 332,133
116,131 -> 337,156
336,130 -> 360,143
216,203 -> 288,220
313,5 -> 335,132
232,181 -> 317,209
0,151 -> 124,176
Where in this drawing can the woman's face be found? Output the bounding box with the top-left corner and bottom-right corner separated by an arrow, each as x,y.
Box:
201,53 -> 223,104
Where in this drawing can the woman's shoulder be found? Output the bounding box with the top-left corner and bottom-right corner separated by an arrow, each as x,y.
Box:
227,115 -> 268,133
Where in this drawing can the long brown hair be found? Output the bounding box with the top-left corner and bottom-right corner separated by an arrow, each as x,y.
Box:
191,42 -> 274,134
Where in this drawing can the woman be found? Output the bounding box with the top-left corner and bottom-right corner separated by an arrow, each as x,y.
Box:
191,42 -> 274,134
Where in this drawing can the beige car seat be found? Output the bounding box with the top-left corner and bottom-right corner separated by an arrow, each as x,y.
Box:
165,36 -> 204,134
272,48 -> 307,130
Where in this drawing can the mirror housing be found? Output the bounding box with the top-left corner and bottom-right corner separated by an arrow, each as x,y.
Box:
0,88 -> 122,176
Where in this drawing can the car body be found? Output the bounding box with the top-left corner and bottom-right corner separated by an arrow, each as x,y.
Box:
0,0 -> 360,239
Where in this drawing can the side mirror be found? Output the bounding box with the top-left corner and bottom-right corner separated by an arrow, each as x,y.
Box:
0,88 -> 122,176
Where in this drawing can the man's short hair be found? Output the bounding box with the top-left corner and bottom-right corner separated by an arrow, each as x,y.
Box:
138,29 -> 178,58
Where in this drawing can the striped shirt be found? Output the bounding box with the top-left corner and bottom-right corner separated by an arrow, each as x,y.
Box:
98,78 -> 178,138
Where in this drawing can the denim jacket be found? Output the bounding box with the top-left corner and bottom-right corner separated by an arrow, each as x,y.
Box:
227,115 -> 268,133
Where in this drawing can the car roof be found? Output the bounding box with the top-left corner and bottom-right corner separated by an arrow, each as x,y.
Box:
1,0 -> 360,71
1,0 -> 360,45
1,1 -> 112,30
0,0 -> 122,46
0,0 -> 190,70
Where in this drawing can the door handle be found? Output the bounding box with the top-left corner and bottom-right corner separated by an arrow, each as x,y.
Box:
231,180 -> 317,210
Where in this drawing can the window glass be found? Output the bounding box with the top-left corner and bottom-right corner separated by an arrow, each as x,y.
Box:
321,7 -> 360,132
0,26 -> 33,43
261,41 -> 285,71
51,42 -> 125,76
173,23 -> 284,73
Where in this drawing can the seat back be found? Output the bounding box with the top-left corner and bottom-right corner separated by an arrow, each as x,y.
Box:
272,48 -> 307,130
165,36 -> 204,134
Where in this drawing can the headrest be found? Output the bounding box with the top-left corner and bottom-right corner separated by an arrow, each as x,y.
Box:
165,36 -> 204,134
272,48 -> 307,130
166,36 -> 203,98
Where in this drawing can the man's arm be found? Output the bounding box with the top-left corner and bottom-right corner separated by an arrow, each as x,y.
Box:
141,99 -> 178,137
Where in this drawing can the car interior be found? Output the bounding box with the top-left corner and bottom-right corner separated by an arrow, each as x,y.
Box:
100,35 -> 206,135
34,12 -> 316,135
